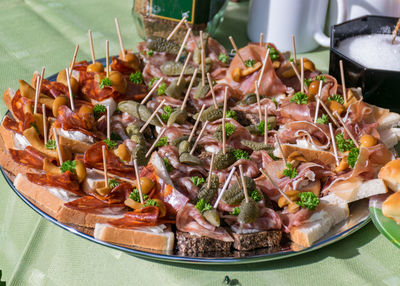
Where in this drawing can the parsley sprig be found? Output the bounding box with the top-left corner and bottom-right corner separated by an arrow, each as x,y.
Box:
163,158 -> 173,173
250,189 -> 262,202
60,160 -> 76,173
155,136 -> 168,147
195,198 -> 213,213
335,133 -> 355,152
104,139 -> 117,149
157,82 -> 167,95
129,71 -> 143,84
297,192 -> 320,210
347,147 -> 360,168
93,104 -> 106,119
160,106 -> 174,122
290,92 -> 308,105
225,110 -> 237,120
316,114 -> 329,125
144,199 -> 159,207
230,207 -> 240,216
267,45 -> 279,61
99,78 -> 112,89
282,163 -> 298,179
190,176 -> 205,187
108,179 -> 120,189
233,149 -> 250,160
129,189 -> 148,202
218,53 -> 229,64
224,123 -> 235,137
45,139 -> 56,150
328,94 -> 344,105
244,59 -> 256,68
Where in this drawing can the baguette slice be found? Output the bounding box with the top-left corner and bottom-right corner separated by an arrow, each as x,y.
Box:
290,202 -> 349,248
378,159 -> 400,192
94,223 -> 175,252
382,192 -> 400,225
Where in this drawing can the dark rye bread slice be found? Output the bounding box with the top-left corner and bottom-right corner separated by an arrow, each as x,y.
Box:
176,231 -> 233,254
232,230 -> 282,251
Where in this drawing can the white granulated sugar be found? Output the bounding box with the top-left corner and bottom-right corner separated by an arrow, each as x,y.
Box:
337,34 -> 400,71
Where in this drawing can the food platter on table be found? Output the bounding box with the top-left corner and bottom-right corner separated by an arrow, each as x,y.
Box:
1,17 -> 399,264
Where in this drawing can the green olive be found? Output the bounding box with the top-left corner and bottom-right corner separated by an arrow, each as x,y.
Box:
167,109 -> 187,126
203,209 -> 220,227
238,199 -> 260,224
87,62 -> 104,73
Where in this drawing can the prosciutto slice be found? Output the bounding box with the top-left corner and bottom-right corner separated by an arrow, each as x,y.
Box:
176,203 -> 233,242
228,207 -> 282,232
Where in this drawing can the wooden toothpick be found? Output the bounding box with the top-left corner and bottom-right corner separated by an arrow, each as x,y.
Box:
239,165 -> 249,203
139,99 -> 166,133
329,123 -> 340,166
200,30 -> 206,86
69,45 -> 79,78
175,28 -> 191,62
259,168 -> 293,204
315,94 -> 340,127
213,166 -> 236,209
274,134 -> 287,165
167,16 -> 187,41
145,127 -> 167,158
133,159 -> 144,204
207,153 -> 215,189
257,48 -> 270,88
339,60 -> 347,105
313,80 -> 323,123
39,67 -> 45,91
88,29 -> 96,63
42,104 -> 47,144
106,40 -> 110,78
334,111 -> 360,147
114,18 -> 125,60
206,73 -> 218,109
140,77 -> 164,104
34,75 -> 40,114
102,145 -> 108,187
300,57 -> 304,93
291,35 -> 297,64
65,68 -> 75,111
188,104 -> 206,142
264,106 -> 268,145
106,105 -> 110,140
53,127 -> 63,165
177,52 -> 192,86
190,121 -> 209,155
92,169 -> 137,185
181,68 -> 198,111
259,33 -> 263,47
289,61 -> 301,82
229,36 -> 245,67
222,86 -> 228,155
255,81 -> 262,122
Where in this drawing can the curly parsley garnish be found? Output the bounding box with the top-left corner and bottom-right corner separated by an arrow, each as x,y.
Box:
316,114 -> 329,125
230,207 -> 241,216
328,94 -> 344,105
347,147 -> 360,168
144,199 -> 159,207
163,158 -> 173,173
297,192 -> 320,210
129,71 -> 143,84
60,160 -> 76,173
290,92 -> 308,105
99,78 -> 112,89
267,45 -> 279,61
244,59 -> 256,68
224,123 -> 236,137
195,198 -> 213,213
304,78 -> 313,88
315,75 -> 326,82
233,149 -> 250,160
250,189 -> 262,202
160,105 -> 174,122
45,139 -> 56,150
258,120 -> 272,135
93,104 -> 106,119
104,138 -> 117,149
147,49 -> 154,57
190,176 -> 205,187
218,53 -> 229,64
225,110 -> 237,120
129,188 -> 148,202
282,163 -> 298,179
148,77 -> 160,88
157,82 -> 167,96
108,179 -> 120,189
335,133 -> 355,152
155,136 -> 168,147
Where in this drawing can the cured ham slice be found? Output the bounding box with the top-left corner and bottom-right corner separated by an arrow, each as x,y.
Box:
65,196 -> 125,214
26,171 -> 83,195
9,146 -> 54,170
228,207 -> 282,232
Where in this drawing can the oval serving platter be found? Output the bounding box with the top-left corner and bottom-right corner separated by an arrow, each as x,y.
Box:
0,58 -> 371,264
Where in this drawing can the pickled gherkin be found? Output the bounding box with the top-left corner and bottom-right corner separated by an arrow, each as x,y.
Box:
203,209 -> 220,227
178,140 -> 191,155
171,135 -> 189,147
179,152 -> 202,165
118,101 -> 162,127
132,144 -> 149,166
195,174 -> 219,203
238,199 -> 260,224
160,61 -> 195,76
195,105 -> 223,122
146,37 -> 182,55
240,93 -> 258,105
165,78 -> 186,99
167,109 -> 187,126
241,140 -> 273,151
126,124 -> 146,145
193,82 -> 210,99
213,147 -> 236,170
222,176 -> 256,205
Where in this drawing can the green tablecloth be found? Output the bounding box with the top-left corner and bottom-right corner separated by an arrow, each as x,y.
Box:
0,1 -> 399,285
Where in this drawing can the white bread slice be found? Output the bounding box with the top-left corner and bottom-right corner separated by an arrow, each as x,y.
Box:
378,159 -> 400,192
2,88 -> 16,118
290,202 -> 349,248
0,116 -> 31,150
94,223 -> 175,251
382,192 -> 400,225
328,178 -> 387,203
377,112 -> 400,130
379,128 -> 399,149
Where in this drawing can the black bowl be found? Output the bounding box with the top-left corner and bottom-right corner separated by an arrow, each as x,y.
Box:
329,15 -> 400,112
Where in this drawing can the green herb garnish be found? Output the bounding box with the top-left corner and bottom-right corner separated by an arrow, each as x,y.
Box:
290,92 -> 308,105
267,45 -> 279,61
245,59 -> 256,68
144,199 -> 159,207
347,147 -> 360,168
104,138 -> 117,149
218,53 -> 229,64
108,179 -> 120,189
224,123 -> 235,137
335,133 -> 355,152
93,104 -> 106,119
155,136 -> 168,147
328,94 -> 344,105
316,114 -> 329,125
129,188 -> 148,202
304,78 -> 313,88
45,139 -> 56,150
230,207 -> 241,216
157,82 -> 167,95
297,192 -> 320,210
99,78 -> 112,89
160,105 -> 174,122
148,77 -> 160,87
60,160 -> 76,173
195,198 -> 213,213
258,120 -> 272,135
282,163 -> 298,179
250,189 -> 262,202
272,97 -> 278,107
233,149 -> 250,160
289,56 -> 294,63
225,110 -> 237,120
190,176 -> 205,187
129,71 -> 143,84
147,49 -> 154,56
163,158 -> 173,173
315,75 -> 326,82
